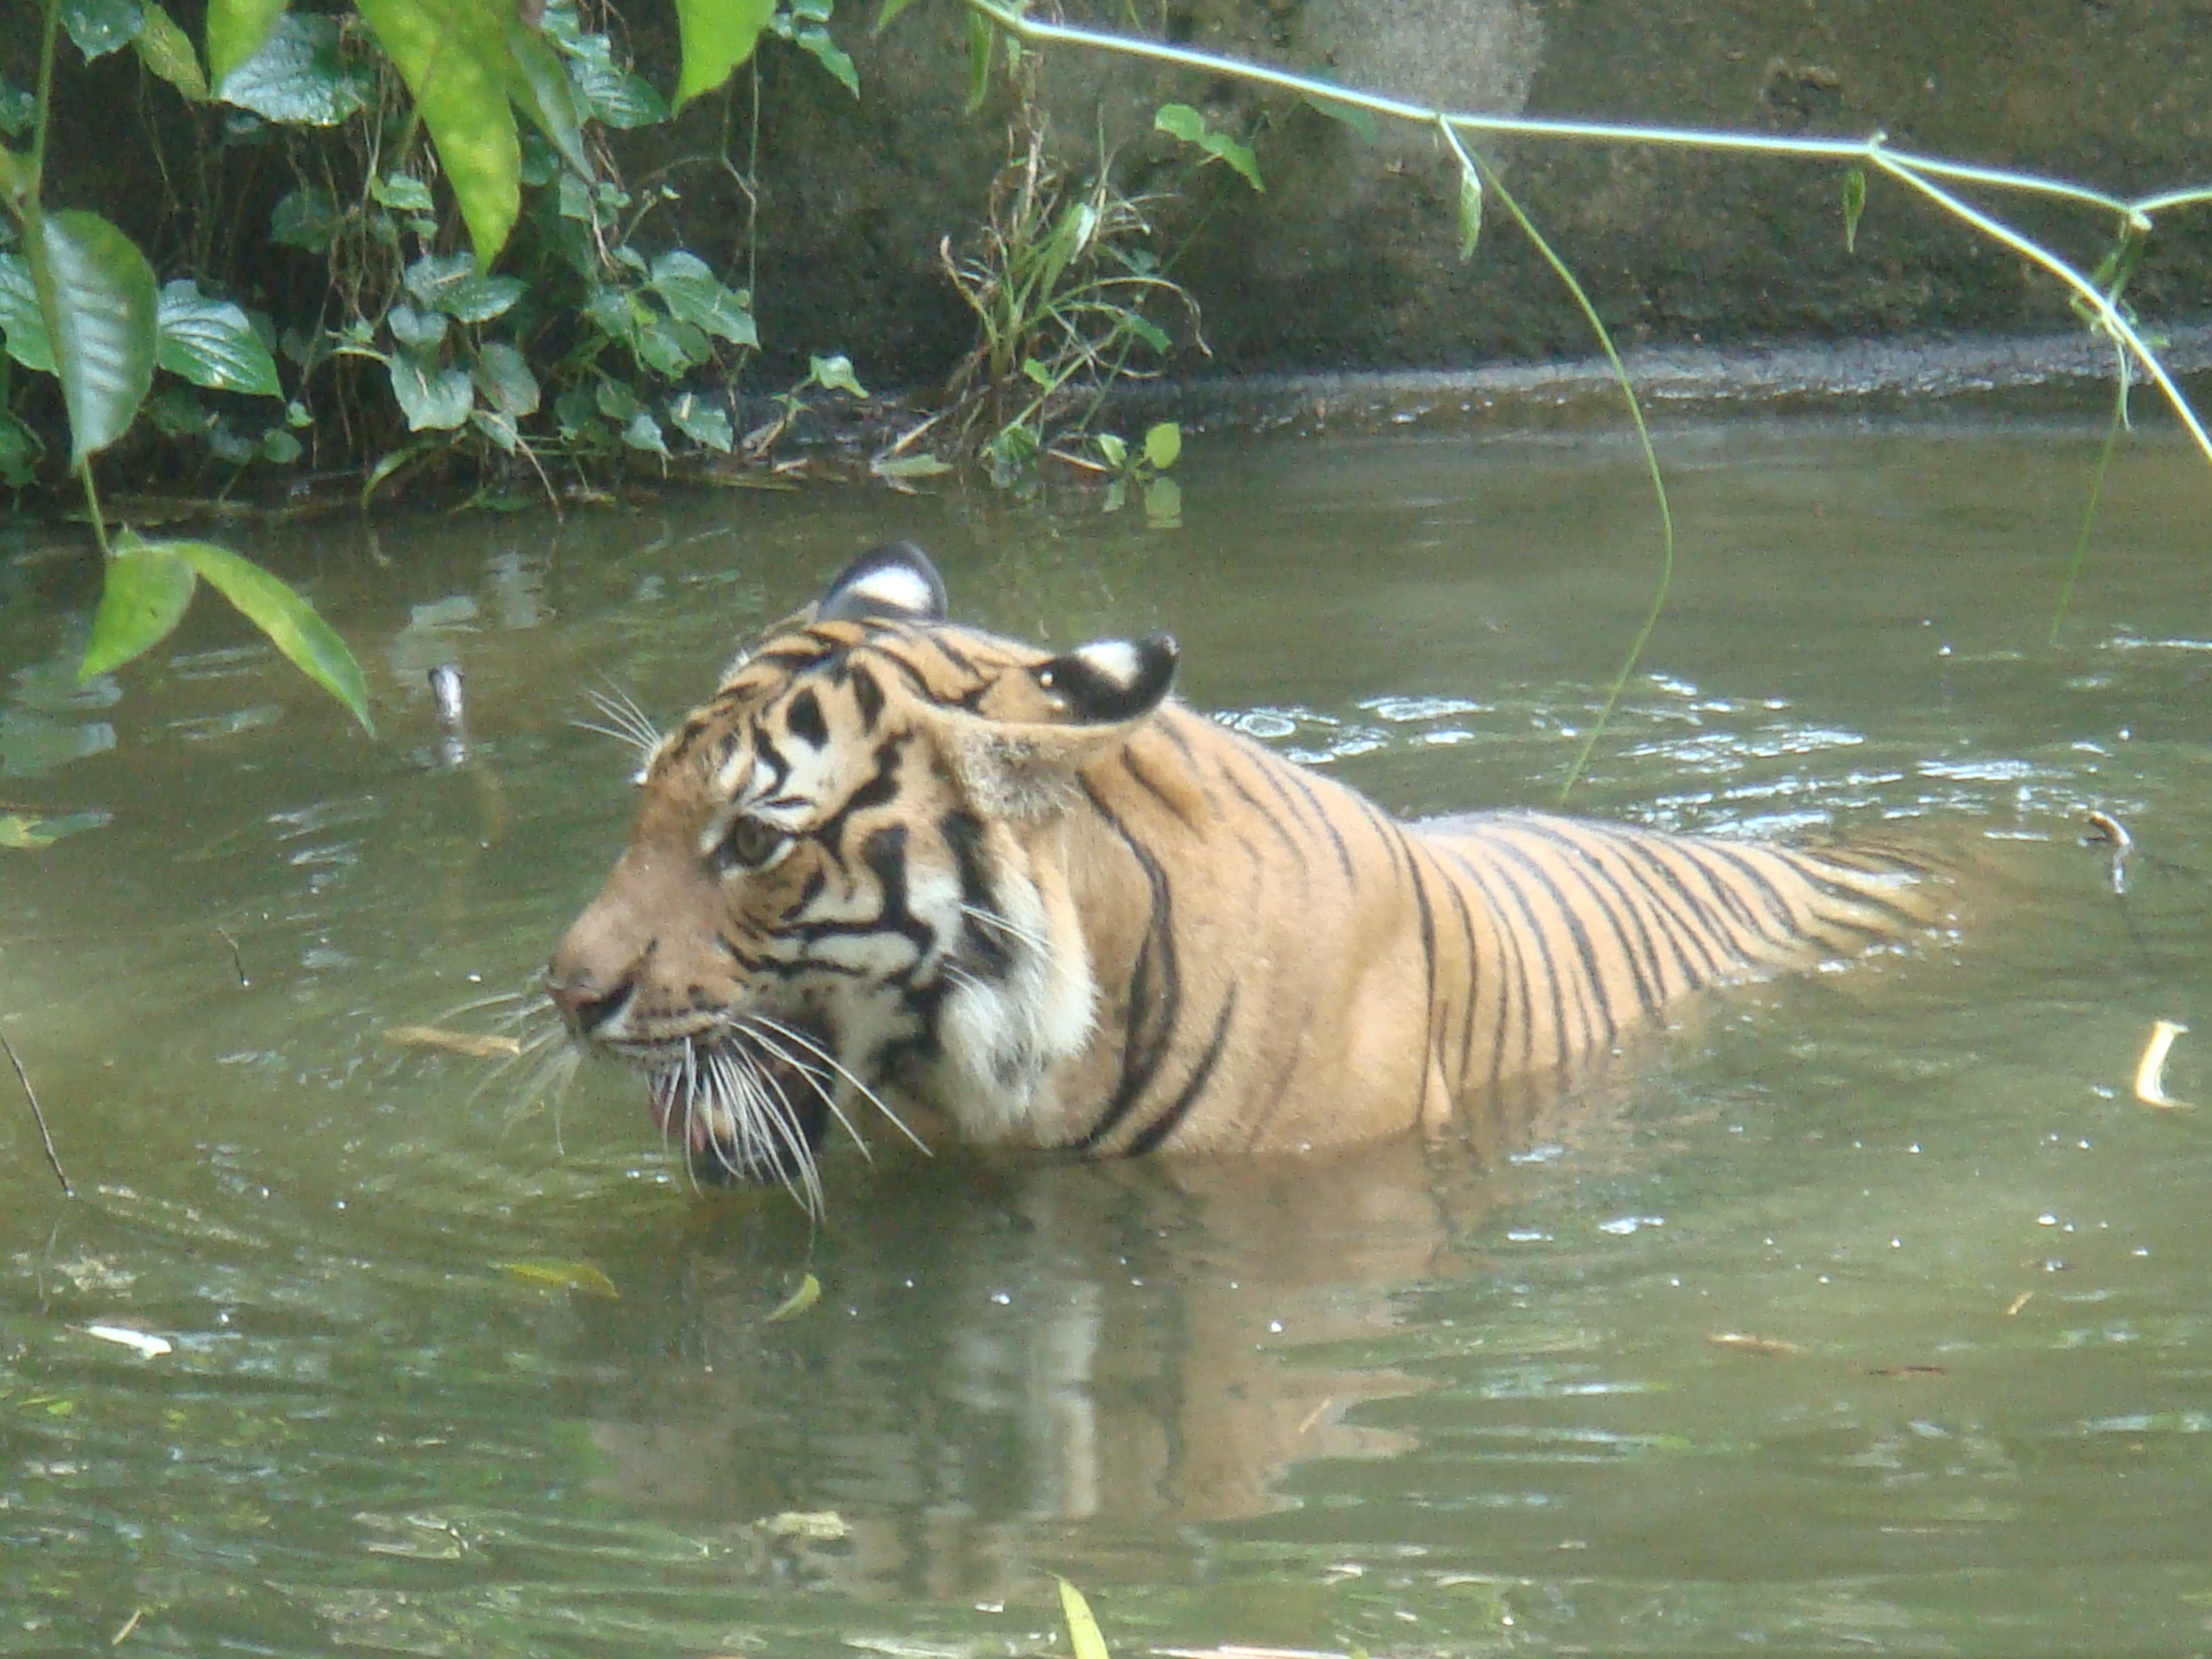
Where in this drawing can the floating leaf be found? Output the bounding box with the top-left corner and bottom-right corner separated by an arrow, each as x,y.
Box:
218,12 -> 371,125
81,539 -> 197,679
1142,421 -> 1181,470
355,0 -> 520,261
155,281 -> 281,396
673,0 -> 775,108
870,451 -> 951,479
0,809 -> 108,848
763,1272 -> 820,1323
647,251 -> 757,346
163,536 -> 373,731
1057,1580 -> 1111,1659
388,355 -> 472,430
1842,165 -> 1867,255
132,2 -> 208,99
204,0 -> 287,86
25,209 -> 160,464
61,0 -> 145,62
498,1258 -> 619,1297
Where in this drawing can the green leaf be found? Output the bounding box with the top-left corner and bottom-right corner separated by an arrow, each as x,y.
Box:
1303,91 -> 1378,144
1842,165 -> 1866,255
673,0 -> 775,109
762,1271 -> 820,1323
620,409 -> 666,455
133,3 -> 208,98
964,9 -> 994,115
372,173 -> 436,213
388,355 -> 472,430
647,251 -> 757,346
155,281 -> 281,396
791,24 -> 858,96
1056,1580 -> 1111,1659
61,0 -> 146,62
1201,132 -> 1263,192
874,0 -> 924,32
501,14 -> 592,178
386,303 -> 447,351
81,539 -> 196,679
809,352 -> 865,397
1456,158 -> 1483,262
0,252 -> 54,373
871,451 -> 951,479
269,187 -> 336,253
261,427 -> 302,464
594,376 -> 640,422
1155,104 -> 1263,191
0,809 -> 108,849
1143,474 -> 1181,527
0,411 -> 40,487
634,314 -> 708,377
205,0 -> 287,86
406,252 -> 523,322
355,0 -> 522,262
1094,432 -> 1126,469
665,391 -> 731,451
1153,102 -> 1204,144
26,209 -> 160,465
575,66 -> 668,129
163,536 -> 373,731
217,12 -> 369,125
1142,421 -> 1181,470
470,340 -> 539,416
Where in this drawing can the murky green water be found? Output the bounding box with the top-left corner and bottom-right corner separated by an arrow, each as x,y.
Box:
3,419 -> 2211,1656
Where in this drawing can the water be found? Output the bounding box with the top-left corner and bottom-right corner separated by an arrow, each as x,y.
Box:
3,418 -> 2211,1656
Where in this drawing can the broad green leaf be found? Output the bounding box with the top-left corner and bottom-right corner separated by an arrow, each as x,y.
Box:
648,251 -> 757,345
673,0 -> 775,109
356,0 -> 521,262
470,341 -> 539,415
61,0 -> 146,62
0,411 -> 40,487
1143,474 -> 1181,527
372,173 -> 436,213
578,68 -> 668,129
963,9 -> 993,115
133,3 -> 208,99
205,0 -> 287,85
791,24 -> 858,96
810,352 -> 865,396
665,391 -> 731,451
1201,131 -> 1262,191
1842,165 -> 1866,255
594,376 -> 638,421
386,302 -> 447,351
1056,1580 -> 1110,1659
165,537 -> 373,731
155,281 -> 281,395
388,355 -> 472,430
80,539 -> 196,679
261,427 -> 302,464
1153,102 -> 1204,144
620,409 -> 666,455
1155,104 -> 1263,191
1095,432 -> 1126,468
0,252 -> 54,373
1456,158 -> 1483,261
874,0 -> 923,33
634,315 -> 710,377
405,251 -> 523,321
270,187 -> 337,252
218,12 -> 369,125
1143,421 -> 1181,470
26,209 -> 160,464
501,14 -> 591,179
470,407 -> 519,453
1303,91 -> 1378,144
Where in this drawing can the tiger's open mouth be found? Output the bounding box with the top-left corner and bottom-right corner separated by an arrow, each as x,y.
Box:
642,1039 -> 832,1189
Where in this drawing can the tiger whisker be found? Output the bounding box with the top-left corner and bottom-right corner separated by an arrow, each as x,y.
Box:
739,1013 -> 930,1156
959,901 -> 1048,954
733,1021 -> 872,1164
748,1054 -> 827,1217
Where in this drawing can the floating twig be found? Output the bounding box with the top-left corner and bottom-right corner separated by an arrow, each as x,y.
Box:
1708,1332 -> 1805,1357
2083,810 -> 2133,896
2,1026 -> 70,1196
217,926 -> 249,988
110,1608 -> 144,1647
382,1025 -> 525,1060
2135,1018 -> 2191,1109
2005,1290 -> 2035,1317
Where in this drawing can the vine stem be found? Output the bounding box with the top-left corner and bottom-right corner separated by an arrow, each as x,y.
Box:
1434,119 -> 1673,806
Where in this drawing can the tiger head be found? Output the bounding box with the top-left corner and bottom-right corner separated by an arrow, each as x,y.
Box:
546,541 -> 1179,1201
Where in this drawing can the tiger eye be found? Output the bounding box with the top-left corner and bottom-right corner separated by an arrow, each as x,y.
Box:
717,815 -> 786,872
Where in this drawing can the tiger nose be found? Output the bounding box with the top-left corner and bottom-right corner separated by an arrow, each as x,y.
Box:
545,954 -> 632,1036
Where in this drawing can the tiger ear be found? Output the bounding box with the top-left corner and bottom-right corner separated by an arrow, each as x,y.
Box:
819,541 -> 947,623
942,634 -> 1179,821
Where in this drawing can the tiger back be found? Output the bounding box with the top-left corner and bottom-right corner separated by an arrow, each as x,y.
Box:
546,541 -> 1938,1195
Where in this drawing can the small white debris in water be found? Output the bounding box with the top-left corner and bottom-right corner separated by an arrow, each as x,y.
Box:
1599,1215 -> 1664,1235
989,1292 -> 1010,1305
2039,1214 -> 2059,1226
82,1326 -> 170,1359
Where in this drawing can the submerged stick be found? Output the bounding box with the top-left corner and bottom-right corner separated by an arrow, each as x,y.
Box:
2135,1019 -> 2190,1109
3,1027 -> 71,1196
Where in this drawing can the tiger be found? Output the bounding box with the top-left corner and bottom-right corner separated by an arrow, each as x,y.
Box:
546,540 -> 1938,1204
